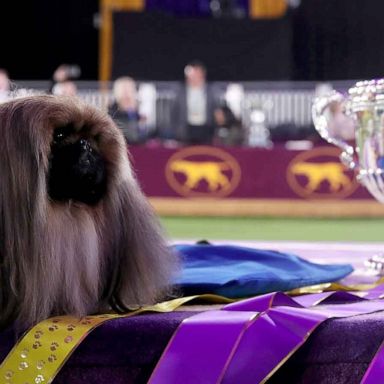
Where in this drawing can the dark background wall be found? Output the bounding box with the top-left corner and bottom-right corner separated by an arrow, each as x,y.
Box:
112,11 -> 292,81
1,0 -> 384,81
292,0 -> 384,81
0,0 -> 98,80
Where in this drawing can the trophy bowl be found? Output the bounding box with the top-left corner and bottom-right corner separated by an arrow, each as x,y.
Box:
313,79 -> 384,274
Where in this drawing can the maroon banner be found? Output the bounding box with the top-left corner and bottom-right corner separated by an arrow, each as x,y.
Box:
129,145 -> 373,200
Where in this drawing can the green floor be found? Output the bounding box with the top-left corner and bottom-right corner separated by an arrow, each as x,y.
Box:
160,217 -> 384,242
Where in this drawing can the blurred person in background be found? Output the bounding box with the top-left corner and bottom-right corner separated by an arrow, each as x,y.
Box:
0,69 -> 11,102
49,64 -> 81,94
213,104 -> 245,146
52,80 -> 78,97
108,76 -> 148,144
181,60 -> 216,144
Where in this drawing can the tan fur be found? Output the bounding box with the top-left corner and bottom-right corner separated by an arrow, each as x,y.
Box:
0,95 -> 178,328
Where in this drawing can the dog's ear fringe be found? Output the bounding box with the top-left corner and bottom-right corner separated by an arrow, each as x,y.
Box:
104,179 -> 180,310
0,100 -> 48,329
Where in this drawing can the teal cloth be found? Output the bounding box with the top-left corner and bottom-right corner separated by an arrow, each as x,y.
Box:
174,244 -> 353,298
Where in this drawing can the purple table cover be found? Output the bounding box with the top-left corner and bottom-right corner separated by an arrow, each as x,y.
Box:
1,309 -> 383,383
1,241 -> 384,383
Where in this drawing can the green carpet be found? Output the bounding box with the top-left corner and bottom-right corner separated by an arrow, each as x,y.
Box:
161,217 -> 384,242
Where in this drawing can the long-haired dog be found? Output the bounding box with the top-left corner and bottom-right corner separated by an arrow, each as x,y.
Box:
0,95 -> 177,328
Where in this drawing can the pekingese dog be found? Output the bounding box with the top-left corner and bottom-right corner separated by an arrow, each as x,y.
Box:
0,95 -> 177,328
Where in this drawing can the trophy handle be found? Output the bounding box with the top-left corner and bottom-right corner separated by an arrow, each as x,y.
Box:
312,91 -> 357,170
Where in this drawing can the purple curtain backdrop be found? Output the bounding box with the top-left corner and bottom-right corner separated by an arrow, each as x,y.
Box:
145,0 -> 249,17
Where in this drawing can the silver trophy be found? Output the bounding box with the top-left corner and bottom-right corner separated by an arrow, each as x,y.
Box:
313,79 -> 384,274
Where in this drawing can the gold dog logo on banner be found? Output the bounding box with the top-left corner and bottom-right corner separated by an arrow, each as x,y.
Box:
287,146 -> 359,199
166,146 -> 241,197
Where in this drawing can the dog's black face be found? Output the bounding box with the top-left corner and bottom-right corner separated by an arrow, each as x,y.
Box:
48,124 -> 107,205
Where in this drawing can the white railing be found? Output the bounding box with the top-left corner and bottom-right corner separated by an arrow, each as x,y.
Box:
243,90 -> 315,128
11,80 -> 353,141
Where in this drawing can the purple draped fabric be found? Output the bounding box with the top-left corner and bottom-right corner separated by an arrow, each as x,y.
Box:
0,312 -> 194,384
361,339 -> 384,383
269,312 -> 384,384
1,309 -> 383,383
149,291 -> 384,383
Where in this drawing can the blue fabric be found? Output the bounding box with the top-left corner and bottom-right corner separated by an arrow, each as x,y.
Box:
173,244 -> 353,298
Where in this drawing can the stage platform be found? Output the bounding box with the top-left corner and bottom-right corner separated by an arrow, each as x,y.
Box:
150,197 -> 384,218
1,241 -> 383,383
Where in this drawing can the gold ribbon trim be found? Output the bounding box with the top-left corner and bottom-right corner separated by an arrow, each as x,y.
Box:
288,277 -> 384,295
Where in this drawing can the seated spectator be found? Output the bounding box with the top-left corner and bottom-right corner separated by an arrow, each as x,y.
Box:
0,69 -> 11,102
224,83 -> 244,120
108,77 -> 148,144
213,104 -> 245,146
49,64 -> 81,94
52,80 -> 78,97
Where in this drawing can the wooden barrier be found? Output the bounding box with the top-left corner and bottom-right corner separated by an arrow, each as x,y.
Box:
249,0 -> 287,19
150,198 -> 384,218
99,0 -> 144,81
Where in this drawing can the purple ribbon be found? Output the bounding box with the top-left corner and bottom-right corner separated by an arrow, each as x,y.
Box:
149,288 -> 384,384
149,310 -> 258,384
361,340 -> 384,384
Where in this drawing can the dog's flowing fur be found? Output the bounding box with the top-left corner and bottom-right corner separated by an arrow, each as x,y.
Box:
0,95 -> 177,328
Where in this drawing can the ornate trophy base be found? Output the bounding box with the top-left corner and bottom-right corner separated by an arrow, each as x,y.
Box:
365,254 -> 384,275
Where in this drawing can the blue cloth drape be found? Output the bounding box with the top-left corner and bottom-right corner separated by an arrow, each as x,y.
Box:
174,244 -> 353,298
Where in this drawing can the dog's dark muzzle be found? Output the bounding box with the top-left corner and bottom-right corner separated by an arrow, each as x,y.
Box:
48,139 -> 107,205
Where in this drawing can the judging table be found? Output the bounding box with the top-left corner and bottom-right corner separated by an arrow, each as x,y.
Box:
1,241 -> 383,384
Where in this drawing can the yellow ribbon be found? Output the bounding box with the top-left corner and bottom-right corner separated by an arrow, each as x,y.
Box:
288,277 -> 384,295
0,294 -> 232,384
